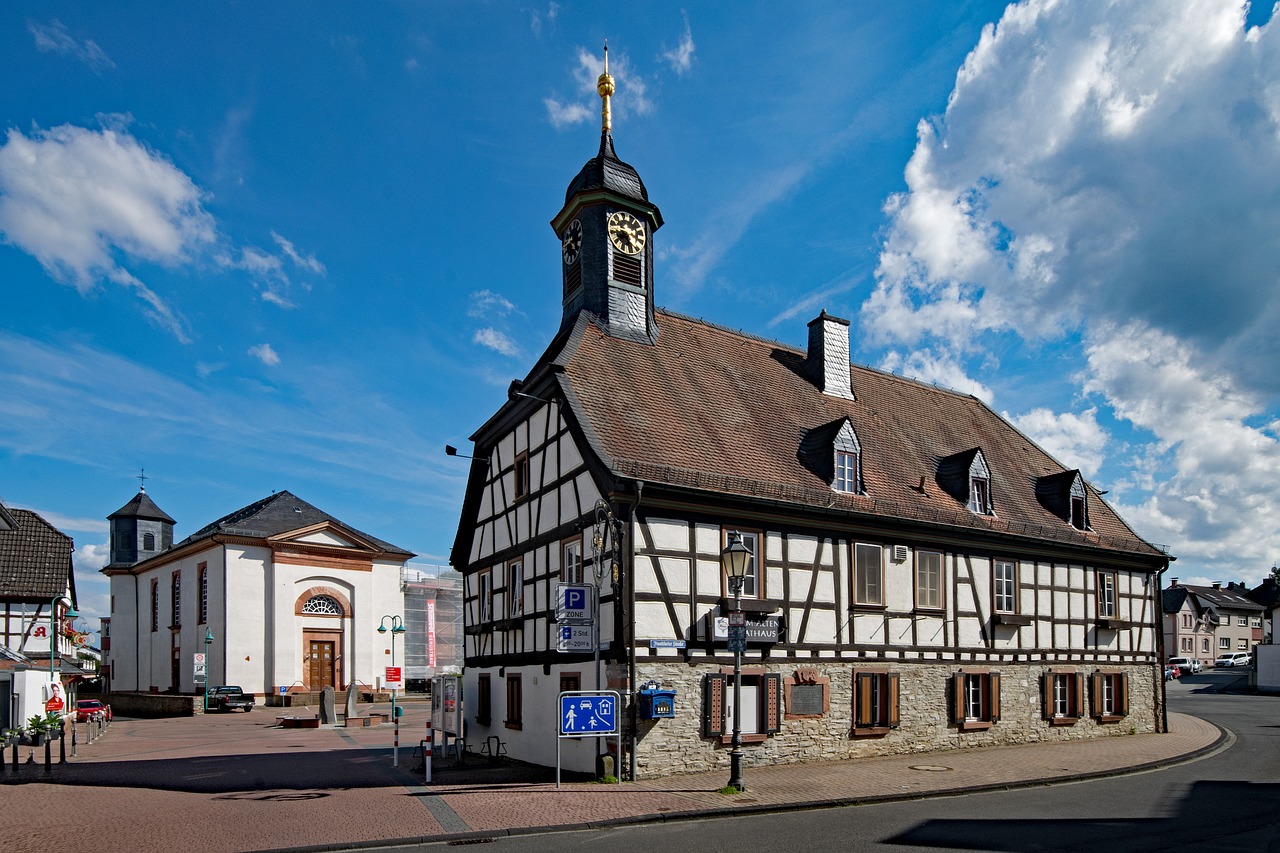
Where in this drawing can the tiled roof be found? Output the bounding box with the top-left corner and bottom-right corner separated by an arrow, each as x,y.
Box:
171,490 -> 413,557
1175,584 -> 1265,612
557,310 -> 1164,559
0,508 -> 73,599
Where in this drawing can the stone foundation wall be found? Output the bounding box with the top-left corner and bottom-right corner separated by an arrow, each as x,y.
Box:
631,660 -> 1160,779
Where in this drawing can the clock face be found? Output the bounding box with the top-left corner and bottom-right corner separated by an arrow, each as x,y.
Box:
607,211 -> 645,256
561,218 -> 583,266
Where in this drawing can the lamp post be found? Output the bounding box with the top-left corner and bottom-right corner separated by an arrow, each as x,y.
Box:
49,596 -> 78,712
378,615 -> 406,767
721,533 -> 751,794
203,628 -> 214,712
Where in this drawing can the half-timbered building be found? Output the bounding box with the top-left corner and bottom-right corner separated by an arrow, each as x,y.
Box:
451,55 -> 1172,780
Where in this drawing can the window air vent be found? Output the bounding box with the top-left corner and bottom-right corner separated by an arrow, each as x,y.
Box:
611,252 -> 643,287
892,545 -> 909,563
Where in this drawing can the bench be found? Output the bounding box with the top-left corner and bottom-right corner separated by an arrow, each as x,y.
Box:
276,716 -> 320,729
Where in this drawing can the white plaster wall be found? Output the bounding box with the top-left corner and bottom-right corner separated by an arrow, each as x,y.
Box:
224,545 -> 268,690
647,518 -> 688,552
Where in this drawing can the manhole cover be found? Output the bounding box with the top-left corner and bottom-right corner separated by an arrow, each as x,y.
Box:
908,764 -> 953,772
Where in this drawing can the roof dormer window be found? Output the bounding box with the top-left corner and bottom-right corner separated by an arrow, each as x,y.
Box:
798,416 -> 863,495
1070,495 -> 1087,530
969,476 -> 991,514
835,450 -> 859,493
967,450 -> 992,515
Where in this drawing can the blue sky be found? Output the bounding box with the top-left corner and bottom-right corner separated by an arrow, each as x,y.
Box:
4,2 -> 1280,635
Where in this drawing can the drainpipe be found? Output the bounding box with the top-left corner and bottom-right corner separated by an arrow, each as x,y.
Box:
628,480 -> 643,783
1154,557 -> 1171,734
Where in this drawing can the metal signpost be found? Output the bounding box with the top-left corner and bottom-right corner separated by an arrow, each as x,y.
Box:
556,690 -> 621,788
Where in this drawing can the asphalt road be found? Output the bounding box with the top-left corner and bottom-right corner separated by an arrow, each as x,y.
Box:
376,670 -> 1277,853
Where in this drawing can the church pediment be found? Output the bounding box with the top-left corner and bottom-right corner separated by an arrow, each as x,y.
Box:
268,522 -> 377,553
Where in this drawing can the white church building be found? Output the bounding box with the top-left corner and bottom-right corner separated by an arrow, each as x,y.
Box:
102,488 -> 413,699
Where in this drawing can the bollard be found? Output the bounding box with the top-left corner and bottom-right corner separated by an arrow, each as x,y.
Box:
72,719 -> 77,757
44,737 -> 51,772
10,740 -> 16,771
424,720 -> 432,784
59,726 -> 66,764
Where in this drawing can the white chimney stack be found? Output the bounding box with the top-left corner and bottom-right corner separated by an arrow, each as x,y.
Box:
807,311 -> 854,400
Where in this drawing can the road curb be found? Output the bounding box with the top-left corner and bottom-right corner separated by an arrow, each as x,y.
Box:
259,716 -> 1232,853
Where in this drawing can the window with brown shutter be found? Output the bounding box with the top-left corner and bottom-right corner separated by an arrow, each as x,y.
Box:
851,670 -> 900,737
704,669 -> 782,743
1042,670 -> 1083,725
952,669 -> 1000,730
1090,670 -> 1128,723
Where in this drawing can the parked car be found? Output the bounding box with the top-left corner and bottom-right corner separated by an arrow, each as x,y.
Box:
1164,664 -> 1181,681
1168,657 -> 1202,674
1215,652 -> 1251,668
75,698 -> 112,722
207,685 -> 255,712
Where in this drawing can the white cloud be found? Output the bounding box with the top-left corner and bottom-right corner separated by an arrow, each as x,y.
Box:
28,19 -> 115,72
1010,407 -> 1107,477
879,348 -> 993,403
0,121 -> 325,336
0,123 -> 215,340
248,343 -> 281,366
660,13 -> 696,76
860,0 -> 1280,584
531,2 -> 559,37
1083,322 -> 1280,569
544,46 -> 654,129
467,289 -> 520,319
15,508 -> 109,535
473,328 -> 520,358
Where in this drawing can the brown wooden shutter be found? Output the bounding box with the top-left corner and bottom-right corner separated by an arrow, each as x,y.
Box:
887,672 -> 901,729
989,672 -> 1001,723
853,672 -> 870,728
1071,673 -> 1084,719
950,672 -> 965,726
1041,673 -> 1054,720
1118,673 -> 1129,717
765,672 -> 783,734
703,673 -> 726,738
1089,671 -> 1103,719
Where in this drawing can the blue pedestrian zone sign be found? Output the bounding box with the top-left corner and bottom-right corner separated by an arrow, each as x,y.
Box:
559,691 -> 619,736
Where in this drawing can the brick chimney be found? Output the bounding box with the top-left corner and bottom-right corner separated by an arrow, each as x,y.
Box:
1170,578 -> 1179,587
806,311 -> 854,400
1212,581 -> 1222,590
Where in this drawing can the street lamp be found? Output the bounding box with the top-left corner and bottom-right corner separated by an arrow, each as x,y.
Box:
204,629 -> 214,712
49,596 -> 78,711
378,615 -> 407,766
721,533 -> 751,793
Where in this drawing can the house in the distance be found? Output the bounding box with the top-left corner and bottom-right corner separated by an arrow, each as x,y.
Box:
1163,579 -> 1264,667
0,496 -> 83,728
450,57 -> 1172,781
102,488 -> 413,700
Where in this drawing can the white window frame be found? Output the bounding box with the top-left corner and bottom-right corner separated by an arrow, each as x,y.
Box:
508,560 -> 524,618
915,550 -> 944,610
479,570 -> 493,623
1220,637 -> 1231,650
969,477 -> 991,514
854,543 -> 883,606
994,559 -> 1017,614
562,538 -> 584,584
1097,571 -> 1116,619
723,529 -> 762,599
835,450 -> 858,494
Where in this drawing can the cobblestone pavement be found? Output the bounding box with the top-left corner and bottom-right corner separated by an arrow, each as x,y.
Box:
0,701 -> 1222,853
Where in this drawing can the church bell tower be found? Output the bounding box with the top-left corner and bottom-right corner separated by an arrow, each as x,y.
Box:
550,46 -> 663,343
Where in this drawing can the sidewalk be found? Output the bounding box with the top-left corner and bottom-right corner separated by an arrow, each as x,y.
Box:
0,703 -> 1222,853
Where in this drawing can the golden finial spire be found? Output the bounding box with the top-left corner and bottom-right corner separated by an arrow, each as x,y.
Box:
597,42 -> 615,134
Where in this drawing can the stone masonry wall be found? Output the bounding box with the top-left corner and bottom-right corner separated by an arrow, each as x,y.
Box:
631,659 -> 1160,779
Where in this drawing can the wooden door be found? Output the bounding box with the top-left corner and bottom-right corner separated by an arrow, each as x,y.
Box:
309,640 -> 335,690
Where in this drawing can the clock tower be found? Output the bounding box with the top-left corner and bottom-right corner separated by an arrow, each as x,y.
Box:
551,46 -> 663,343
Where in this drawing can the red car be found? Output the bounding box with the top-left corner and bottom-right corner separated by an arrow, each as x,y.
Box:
75,699 -> 112,722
